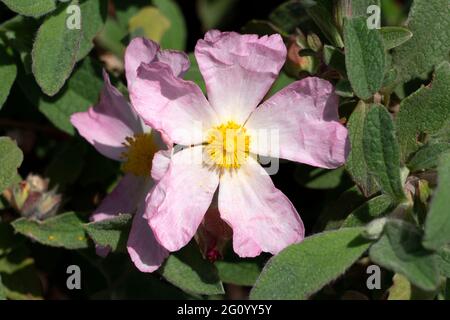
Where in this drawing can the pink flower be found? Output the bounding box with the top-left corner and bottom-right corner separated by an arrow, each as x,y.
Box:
70,38 -> 189,272
130,31 -> 350,258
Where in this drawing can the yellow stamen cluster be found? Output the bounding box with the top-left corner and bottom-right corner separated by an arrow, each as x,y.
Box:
205,121 -> 250,169
121,133 -> 156,177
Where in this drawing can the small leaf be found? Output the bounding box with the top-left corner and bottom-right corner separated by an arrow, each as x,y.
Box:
346,101 -> 379,197
343,16 -> 386,100
215,248 -> 263,286
388,273 -> 436,300
76,0 -> 108,61
363,105 -> 405,201
160,242 -> 224,295
12,212 -> 89,250
0,42 -> 17,109
380,26 -> 413,50
250,228 -> 371,300
0,0 -> 56,18
392,0 -> 450,83
269,0 -> 307,33
295,166 -> 348,190
342,194 -> 394,228
153,0 -> 187,50
369,219 -> 440,291
437,247 -> 450,278
198,0 -> 240,30
183,53 -> 206,93
268,71 -> 295,97
32,0 -> 83,96
423,153 -> 450,250
408,142 -> 450,172
323,45 -> 346,76
84,214 -> 132,252
396,62 -> 450,161
0,137 -> 23,193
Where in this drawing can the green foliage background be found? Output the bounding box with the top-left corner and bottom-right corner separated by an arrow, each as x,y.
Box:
0,0 -> 449,300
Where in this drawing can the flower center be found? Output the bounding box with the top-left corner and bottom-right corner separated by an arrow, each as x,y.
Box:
121,133 -> 156,177
205,121 -> 250,169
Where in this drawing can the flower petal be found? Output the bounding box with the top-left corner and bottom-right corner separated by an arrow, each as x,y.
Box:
71,70 -> 142,161
146,146 -> 219,252
90,174 -> 148,257
127,207 -> 169,273
91,174 -> 148,223
246,77 -> 350,169
151,149 -> 172,181
130,62 -> 218,145
195,31 -> 286,124
156,49 -> 190,78
218,157 -> 304,257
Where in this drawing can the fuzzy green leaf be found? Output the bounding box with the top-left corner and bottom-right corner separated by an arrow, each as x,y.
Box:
343,16 -> 386,99
32,0 -> 83,96
423,153 -> 450,250
250,228 -> 370,300
342,194 -> 394,228
0,137 -> 23,193
160,242 -> 224,295
12,212 -> 89,250
76,0 -> 108,61
396,62 -> 450,161
370,219 -> 440,291
0,0 -> 56,18
408,142 -> 450,172
363,105 -> 405,201
346,101 -> 379,197
380,26 -> 413,50
0,42 -> 17,109
392,0 -> 450,83
84,214 -> 132,252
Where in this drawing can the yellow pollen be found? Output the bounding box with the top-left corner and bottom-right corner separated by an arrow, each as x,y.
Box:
121,133 -> 156,177
205,121 -> 250,169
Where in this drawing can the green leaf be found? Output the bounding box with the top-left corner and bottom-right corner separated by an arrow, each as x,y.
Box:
250,228 -> 371,300
0,42 -> 17,109
342,194 -> 394,228
437,247 -> 450,278
423,153 -> 450,250
153,0 -> 187,50
343,16 -> 386,100
388,273 -> 436,300
269,0 -> 308,33
19,57 -> 103,135
215,249 -> 263,286
370,219 -> 440,291
32,0 -> 83,96
0,137 -> 23,193
0,245 -> 43,300
396,62 -> 450,161
392,0 -> 450,83
128,6 -> 171,42
84,214 -> 132,252
12,212 -> 89,250
295,166 -> 347,190
0,0 -> 56,18
350,0 -> 380,17
160,242 -> 224,295
77,0 -> 108,61
408,142 -> 450,172
323,45 -> 346,76
363,104 -> 406,201
380,26 -> 413,50
0,275 -> 5,300
268,71 -> 295,97
346,101 -> 380,197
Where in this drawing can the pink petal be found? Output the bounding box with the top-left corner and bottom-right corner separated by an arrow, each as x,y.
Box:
146,146 -> 219,252
129,62 -> 218,145
91,174 -> 148,257
71,70 -> 142,161
246,77 -> 350,169
151,149 -> 171,181
125,37 -> 190,87
91,174 -> 147,223
195,30 -> 286,124
218,157 -> 304,257
127,207 -> 169,273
